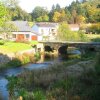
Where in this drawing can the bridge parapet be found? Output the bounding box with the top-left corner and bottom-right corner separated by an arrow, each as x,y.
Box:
38,41 -> 100,53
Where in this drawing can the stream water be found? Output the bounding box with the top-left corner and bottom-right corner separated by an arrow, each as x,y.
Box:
0,49 -> 81,100
0,61 -> 53,100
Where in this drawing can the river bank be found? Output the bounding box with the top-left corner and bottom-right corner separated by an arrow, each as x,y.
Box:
0,51 -> 99,100
7,58 -> 97,100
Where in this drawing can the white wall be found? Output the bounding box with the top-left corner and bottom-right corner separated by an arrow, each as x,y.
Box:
32,25 -> 39,33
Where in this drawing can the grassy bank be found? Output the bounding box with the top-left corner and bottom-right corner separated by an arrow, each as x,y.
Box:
7,51 -> 100,100
86,34 -> 100,42
0,40 -> 38,53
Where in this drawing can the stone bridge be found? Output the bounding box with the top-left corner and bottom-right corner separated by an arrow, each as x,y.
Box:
37,41 -> 100,54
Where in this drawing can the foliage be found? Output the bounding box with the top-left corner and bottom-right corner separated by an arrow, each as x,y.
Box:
32,6 -> 48,22
0,2 -> 8,27
0,40 -> 5,45
85,34 -> 100,42
34,52 -> 41,62
7,50 -> 100,100
86,23 -> 100,34
1,0 -> 100,23
57,22 -> 88,41
7,58 -> 22,67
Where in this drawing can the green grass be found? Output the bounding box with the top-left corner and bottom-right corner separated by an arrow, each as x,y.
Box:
0,41 -> 33,53
85,34 -> 100,42
0,40 -> 38,53
30,40 -> 38,45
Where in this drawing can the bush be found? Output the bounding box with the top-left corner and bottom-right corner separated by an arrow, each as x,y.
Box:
34,52 -> 41,61
0,40 -> 5,45
7,58 -> 22,67
87,23 -> 100,34
33,90 -> 46,100
21,56 -> 30,65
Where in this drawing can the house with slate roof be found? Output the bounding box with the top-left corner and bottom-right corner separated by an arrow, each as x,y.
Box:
32,22 -> 58,41
10,21 -> 37,41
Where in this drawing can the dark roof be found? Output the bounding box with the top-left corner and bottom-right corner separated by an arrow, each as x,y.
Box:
10,21 -> 32,32
36,22 -> 58,27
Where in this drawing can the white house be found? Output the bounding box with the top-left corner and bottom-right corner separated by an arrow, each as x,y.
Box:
32,22 -> 58,41
9,21 -> 37,41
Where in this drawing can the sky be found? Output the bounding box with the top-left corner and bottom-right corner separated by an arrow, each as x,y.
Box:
19,0 -> 75,13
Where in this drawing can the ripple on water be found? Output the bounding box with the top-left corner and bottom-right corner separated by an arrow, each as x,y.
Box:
23,63 -> 50,70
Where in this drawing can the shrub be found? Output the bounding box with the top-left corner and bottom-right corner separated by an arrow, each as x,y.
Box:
33,90 -> 46,100
87,23 -> 100,34
21,55 -> 30,65
0,40 -> 5,45
7,58 -> 22,67
34,52 -> 41,62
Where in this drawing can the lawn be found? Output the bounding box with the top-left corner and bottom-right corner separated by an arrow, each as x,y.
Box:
0,41 -> 38,53
85,34 -> 100,42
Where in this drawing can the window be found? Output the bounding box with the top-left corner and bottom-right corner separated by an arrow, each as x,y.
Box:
13,34 -> 16,38
51,29 -> 55,32
26,34 -> 29,38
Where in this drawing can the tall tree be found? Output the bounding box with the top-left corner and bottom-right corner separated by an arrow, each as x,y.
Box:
52,11 -> 61,22
0,2 -> 8,27
55,4 -> 61,12
32,6 -> 48,21
49,5 -> 55,21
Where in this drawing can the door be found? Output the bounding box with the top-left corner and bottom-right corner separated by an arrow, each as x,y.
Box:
17,34 -> 24,41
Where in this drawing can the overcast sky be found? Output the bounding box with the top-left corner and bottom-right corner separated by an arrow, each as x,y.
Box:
19,0 -> 75,13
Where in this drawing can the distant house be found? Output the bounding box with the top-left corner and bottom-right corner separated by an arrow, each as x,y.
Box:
10,21 -> 37,41
69,24 -> 80,31
32,22 -> 58,41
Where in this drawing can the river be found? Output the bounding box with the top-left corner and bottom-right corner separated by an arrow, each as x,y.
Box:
0,61 -> 53,100
0,49 -> 81,100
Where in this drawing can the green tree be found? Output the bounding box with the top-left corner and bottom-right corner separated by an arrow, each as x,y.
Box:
55,3 -> 61,12
57,22 -> 87,41
76,15 -> 86,24
32,6 -> 48,21
57,22 -> 71,41
49,5 -> 55,21
59,9 -> 67,22
42,14 -> 49,22
0,2 -> 8,27
52,11 -> 61,22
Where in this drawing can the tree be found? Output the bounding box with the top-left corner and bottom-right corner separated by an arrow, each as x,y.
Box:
32,6 -> 48,21
0,2 -> 8,27
42,15 -> 49,22
49,5 -> 55,21
57,22 -> 71,41
55,4 -> 61,12
0,2 -> 18,39
59,9 -> 67,22
52,11 -> 61,22
76,15 -> 85,24
2,22 -> 18,39
57,22 -> 87,41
